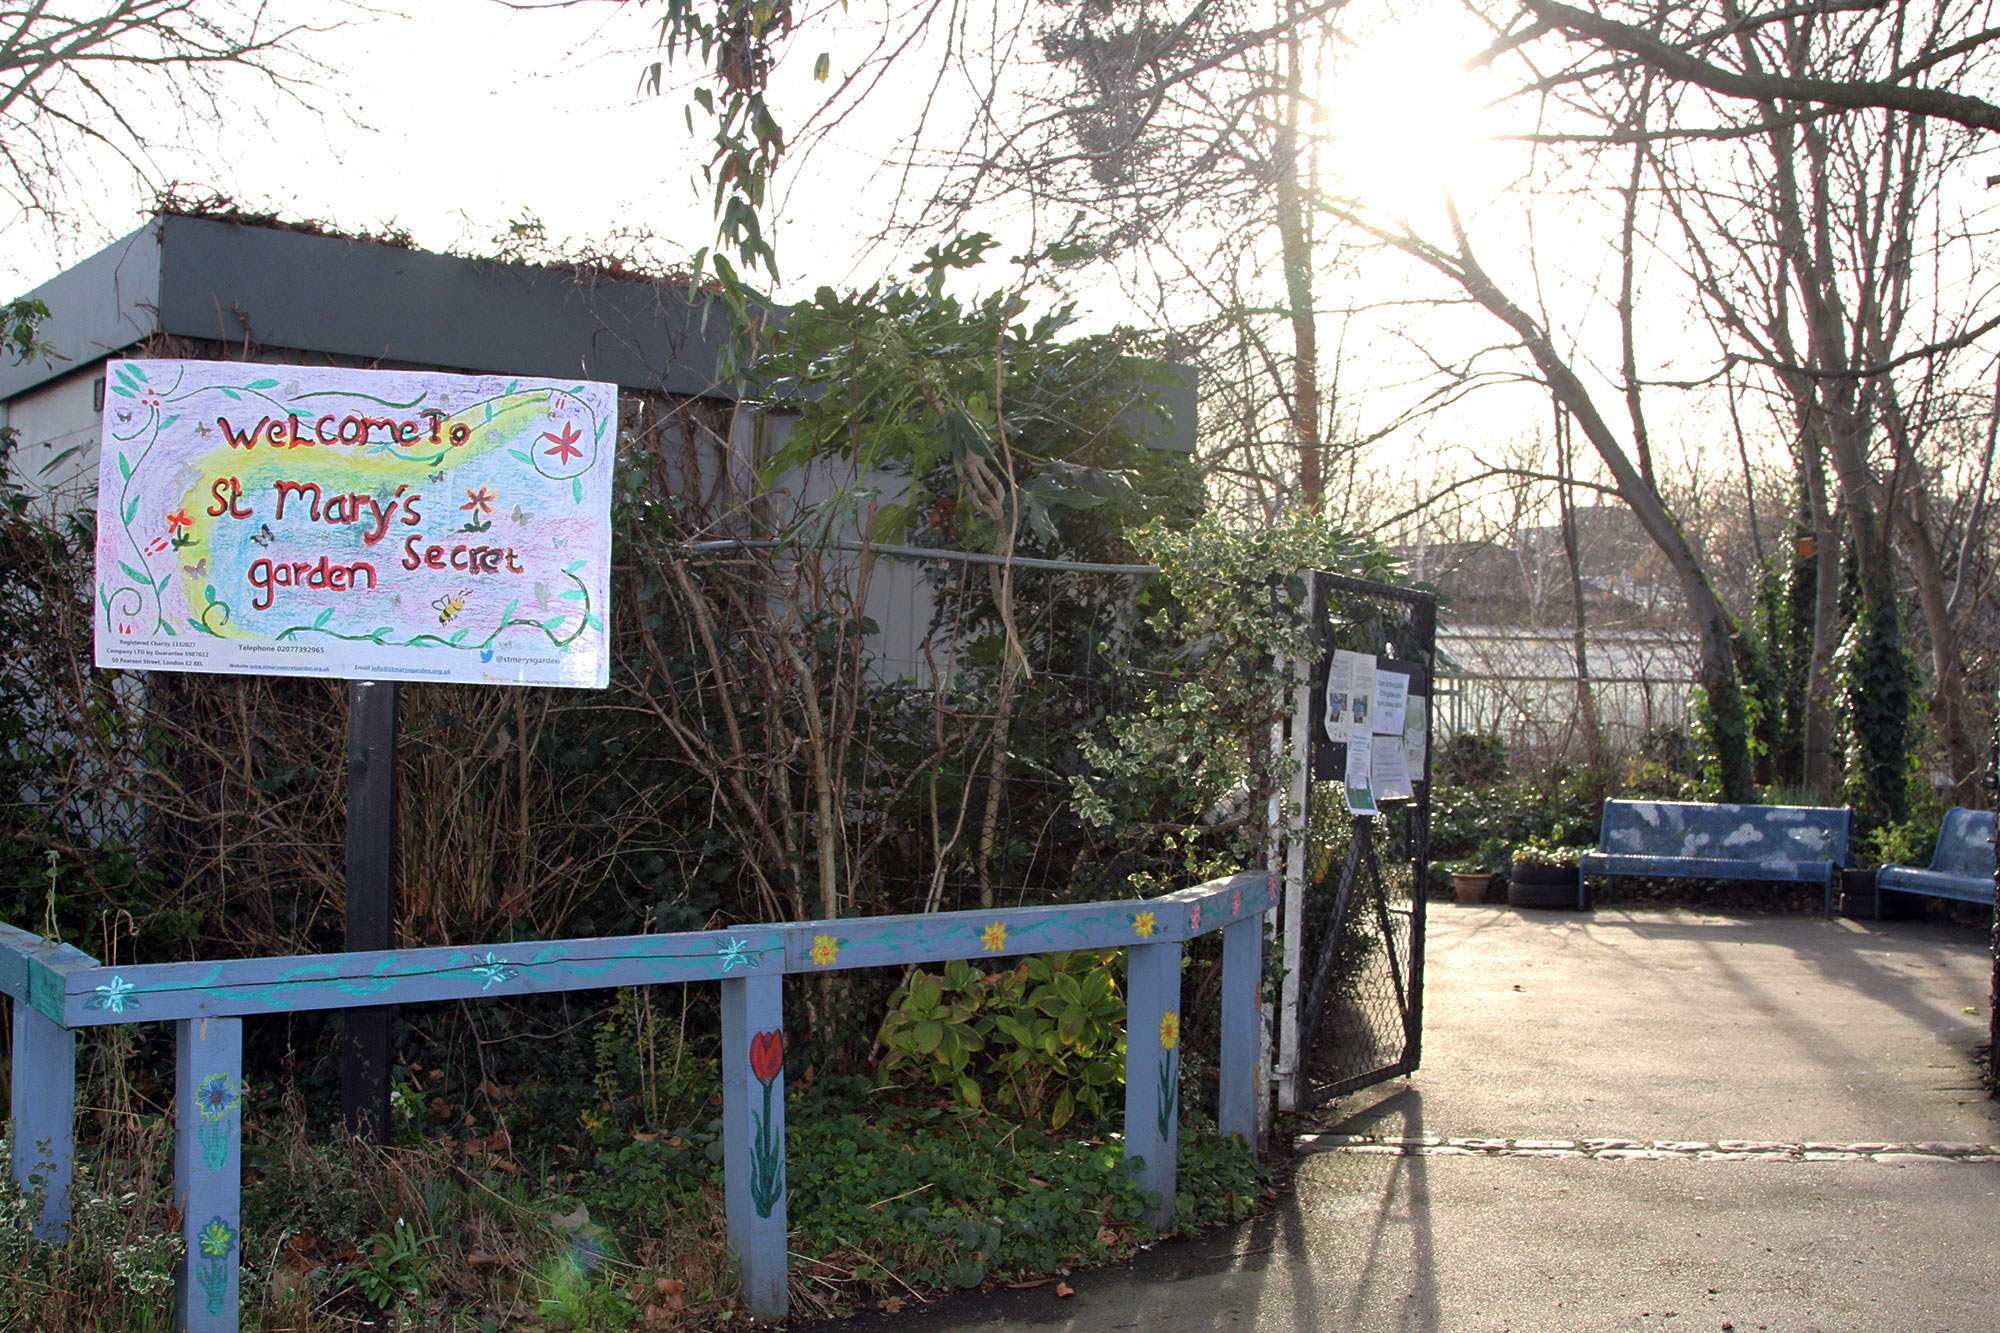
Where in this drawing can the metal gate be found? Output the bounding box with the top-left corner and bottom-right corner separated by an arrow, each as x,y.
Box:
1288,572 -> 1436,1108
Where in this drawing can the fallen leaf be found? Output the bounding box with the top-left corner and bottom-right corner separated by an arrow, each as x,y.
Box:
1055,1283 -> 1074,1298
1095,1226 -> 1119,1247
878,1296 -> 906,1313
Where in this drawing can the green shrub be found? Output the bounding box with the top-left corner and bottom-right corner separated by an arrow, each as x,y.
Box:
877,952 -> 1126,1130
1437,731 -> 1508,786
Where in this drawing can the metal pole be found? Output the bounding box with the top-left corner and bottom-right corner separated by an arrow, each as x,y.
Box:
1987,693 -> 1998,1091
342,680 -> 397,1142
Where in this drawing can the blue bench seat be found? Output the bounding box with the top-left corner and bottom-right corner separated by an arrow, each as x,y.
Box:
1875,808 -> 1994,915
1579,800 -> 1851,916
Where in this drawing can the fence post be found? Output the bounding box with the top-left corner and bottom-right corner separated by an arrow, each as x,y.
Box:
1124,939 -> 1182,1228
721,972 -> 787,1321
10,1003 -> 75,1240
1217,914 -> 1261,1147
175,1016 -> 243,1333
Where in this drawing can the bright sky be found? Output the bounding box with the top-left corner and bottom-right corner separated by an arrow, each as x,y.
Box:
3,1 -> 1524,298
1,0 -> 992,296
11,0 -> 1988,539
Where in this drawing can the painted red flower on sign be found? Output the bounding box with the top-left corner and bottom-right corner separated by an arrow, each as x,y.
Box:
462,484 -> 497,515
750,1029 -> 783,1082
542,422 -> 583,464
165,508 -> 193,534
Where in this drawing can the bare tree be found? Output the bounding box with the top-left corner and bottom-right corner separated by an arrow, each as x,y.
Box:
0,2 -> 346,232
1488,0 -> 2000,136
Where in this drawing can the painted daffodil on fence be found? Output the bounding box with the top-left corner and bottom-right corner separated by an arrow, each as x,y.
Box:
1160,1011 -> 1180,1051
809,934 -> 840,966
980,921 -> 1009,953
1133,910 -> 1156,939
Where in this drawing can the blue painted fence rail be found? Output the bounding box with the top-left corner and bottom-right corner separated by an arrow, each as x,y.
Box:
0,870 -> 1274,1331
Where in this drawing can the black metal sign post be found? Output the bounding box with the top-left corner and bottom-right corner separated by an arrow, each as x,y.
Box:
342,680 -> 397,1142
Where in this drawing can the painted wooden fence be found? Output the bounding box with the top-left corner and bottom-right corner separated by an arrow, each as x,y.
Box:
0,870 -> 1274,1331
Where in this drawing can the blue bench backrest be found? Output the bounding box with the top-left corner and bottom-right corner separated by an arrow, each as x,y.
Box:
1598,800 -> 1850,866
1930,808 -> 1997,878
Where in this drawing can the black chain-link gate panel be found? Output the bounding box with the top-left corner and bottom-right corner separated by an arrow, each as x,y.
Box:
1297,572 -> 1436,1108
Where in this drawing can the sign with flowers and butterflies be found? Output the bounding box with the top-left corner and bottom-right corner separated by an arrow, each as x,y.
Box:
92,359 -> 616,688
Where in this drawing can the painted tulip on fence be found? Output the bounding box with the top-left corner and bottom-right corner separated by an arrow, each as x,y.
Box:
748,1029 -> 785,1218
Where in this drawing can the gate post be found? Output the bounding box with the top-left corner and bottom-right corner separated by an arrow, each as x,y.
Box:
721,972 -> 787,1321
1217,913 -> 1261,1146
1124,939 -> 1182,1228
1276,651 -> 1313,1112
10,1002 -> 75,1241
175,1016 -> 244,1333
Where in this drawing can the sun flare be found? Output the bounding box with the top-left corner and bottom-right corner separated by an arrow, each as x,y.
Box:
1317,21 -> 1501,219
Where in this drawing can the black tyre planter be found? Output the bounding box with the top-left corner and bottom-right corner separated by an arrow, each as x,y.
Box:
1509,862 -> 1584,910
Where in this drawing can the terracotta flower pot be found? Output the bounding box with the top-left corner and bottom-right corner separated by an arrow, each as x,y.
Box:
1451,872 -> 1495,904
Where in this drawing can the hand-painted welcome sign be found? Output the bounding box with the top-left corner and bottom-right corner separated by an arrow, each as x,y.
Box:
93,360 -> 616,688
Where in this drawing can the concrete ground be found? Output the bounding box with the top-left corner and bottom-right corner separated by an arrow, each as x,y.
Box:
834,904 -> 2000,1332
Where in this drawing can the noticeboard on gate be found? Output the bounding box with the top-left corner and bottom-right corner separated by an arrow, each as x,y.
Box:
92,359 -> 617,688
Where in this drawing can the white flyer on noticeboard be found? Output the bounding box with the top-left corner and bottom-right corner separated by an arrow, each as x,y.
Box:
1373,737 -> 1414,802
1344,734 -> 1379,816
1373,669 -> 1408,736
1322,651 -> 1352,740
1345,651 -> 1376,739
1404,695 -> 1429,777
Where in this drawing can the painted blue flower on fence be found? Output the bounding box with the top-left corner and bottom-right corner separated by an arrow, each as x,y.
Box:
470,952 -> 519,990
194,1073 -> 239,1170
195,1073 -> 240,1119
84,975 -> 136,1013
716,936 -> 756,972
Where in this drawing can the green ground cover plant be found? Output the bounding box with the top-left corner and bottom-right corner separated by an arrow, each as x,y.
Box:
0,1061 -> 1266,1331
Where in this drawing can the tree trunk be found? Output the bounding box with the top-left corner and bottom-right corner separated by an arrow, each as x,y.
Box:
1429,213 -> 1757,799
1892,509 -> 1984,803
1555,408 -> 1601,770
1274,0 -> 1322,509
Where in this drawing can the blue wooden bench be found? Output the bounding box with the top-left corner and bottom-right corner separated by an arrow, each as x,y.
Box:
1578,800 -> 1851,916
1875,807 -> 1995,916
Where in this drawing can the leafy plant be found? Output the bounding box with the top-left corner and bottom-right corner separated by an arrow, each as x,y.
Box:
1510,834 -> 1586,867
349,1217 -> 438,1310
878,952 -> 1126,1129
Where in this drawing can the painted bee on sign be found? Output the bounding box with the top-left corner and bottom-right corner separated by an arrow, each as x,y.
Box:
432,590 -> 470,626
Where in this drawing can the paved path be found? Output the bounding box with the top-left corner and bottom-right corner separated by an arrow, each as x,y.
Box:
837,905 -> 2000,1332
